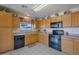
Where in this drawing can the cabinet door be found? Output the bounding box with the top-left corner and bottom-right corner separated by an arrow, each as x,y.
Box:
42,19 -> 45,28
34,20 -> 40,29
71,12 -> 79,27
0,28 -> 13,53
50,17 -> 56,23
30,34 -> 38,43
25,34 -> 38,45
13,16 -> 20,28
45,18 -> 51,28
38,33 -> 44,43
55,16 -> 62,22
0,12 -> 12,27
62,14 -> 72,27
38,33 -> 48,46
74,40 -> 79,55
25,35 -> 31,45
43,34 -> 48,46
61,37 -> 74,54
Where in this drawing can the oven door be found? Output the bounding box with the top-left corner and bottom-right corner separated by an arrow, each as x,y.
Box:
49,35 -> 61,51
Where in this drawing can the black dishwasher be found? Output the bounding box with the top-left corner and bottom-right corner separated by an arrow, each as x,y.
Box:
14,35 -> 25,50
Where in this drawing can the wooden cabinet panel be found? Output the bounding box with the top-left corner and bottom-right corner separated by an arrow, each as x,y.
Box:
61,37 -> 74,54
25,34 -> 38,45
12,16 -> 20,28
55,16 -> 62,22
38,33 -> 48,46
62,14 -> 72,27
30,34 -> 38,43
42,20 -> 45,28
50,16 -> 62,23
74,39 -> 79,55
34,20 -> 40,29
45,18 -> 51,28
38,20 -> 42,28
71,12 -> 79,27
50,17 -> 56,23
0,28 -> 13,53
25,35 -> 31,45
0,12 -> 12,27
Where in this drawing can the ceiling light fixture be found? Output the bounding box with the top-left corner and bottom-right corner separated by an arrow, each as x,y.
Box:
32,4 -> 48,12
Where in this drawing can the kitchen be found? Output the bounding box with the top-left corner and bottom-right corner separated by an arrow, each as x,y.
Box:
0,4 -> 79,55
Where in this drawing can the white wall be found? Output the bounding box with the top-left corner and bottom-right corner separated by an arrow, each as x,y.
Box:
41,28 -> 79,35
63,28 -> 79,35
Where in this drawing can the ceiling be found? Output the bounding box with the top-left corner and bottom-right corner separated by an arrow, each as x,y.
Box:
1,4 -> 79,19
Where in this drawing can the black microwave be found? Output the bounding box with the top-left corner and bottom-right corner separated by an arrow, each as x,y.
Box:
50,22 -> 63,28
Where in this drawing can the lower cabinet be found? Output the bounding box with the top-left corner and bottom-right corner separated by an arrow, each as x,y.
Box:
25,34 -> 38,45
61,37 -> 74,54
0,28 -> 13,53
61,36 -> 79,55
74,40 -> 79,55
38,33 -> 48,46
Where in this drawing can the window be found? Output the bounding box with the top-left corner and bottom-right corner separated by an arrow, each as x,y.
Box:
20,22 -> 33,30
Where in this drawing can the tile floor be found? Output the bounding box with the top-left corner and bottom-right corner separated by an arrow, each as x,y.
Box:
3,43 -> 67,55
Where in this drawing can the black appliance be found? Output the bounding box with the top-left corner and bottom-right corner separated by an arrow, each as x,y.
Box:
50,21 -> 63,28
49,30 -> 64,51
14,35 -> 25,49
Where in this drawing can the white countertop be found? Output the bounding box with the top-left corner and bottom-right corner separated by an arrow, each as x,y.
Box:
63,34 -> 79,39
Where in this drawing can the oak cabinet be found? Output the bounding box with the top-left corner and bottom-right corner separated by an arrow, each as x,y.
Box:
71,12 -> 79,27
50,17 -> 56,23
50,16 -> 62,23
55,16 -> 62,22
0,28 -> 13,53
61,36 -> 74,54
62,14 -> 72,27
45,18 -> 51,28
38,20 -> 43,28
25,34 -> 38,45
38,33 -> 48,46
74,39 -> 79,55
34,20 -> 40,29
12,15 -> 20,28
61,36 -> 79,55
0,12 -> 13,27
41,19 -> 45,28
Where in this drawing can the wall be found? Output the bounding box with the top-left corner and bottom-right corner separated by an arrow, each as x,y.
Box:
63,28 -> 79,35
40,28 -> 79,36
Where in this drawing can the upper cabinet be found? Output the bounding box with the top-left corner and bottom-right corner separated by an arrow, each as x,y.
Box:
50,16 -> 62,23
50,17 -> 56,23
0,12 -> 13,28
38,20 -> 43,28
71,12 -> 79,27
45,18 -> 51,28
62,14 -> 72,27
55,16 -> 62,22
34,19 -> 40,29
12,15 -> 20,28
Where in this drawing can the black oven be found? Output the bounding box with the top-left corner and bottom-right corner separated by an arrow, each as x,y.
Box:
49,30 -> 64,51
50,22 -> 63,28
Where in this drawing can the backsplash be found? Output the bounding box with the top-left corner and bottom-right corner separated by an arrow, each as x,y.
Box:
63,28 -> 79,35
40,28 -> 79,35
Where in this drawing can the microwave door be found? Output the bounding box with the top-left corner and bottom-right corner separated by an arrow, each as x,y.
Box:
51,23 -> 59,28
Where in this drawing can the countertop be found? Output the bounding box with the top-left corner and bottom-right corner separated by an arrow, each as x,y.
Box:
62,34 -> 79,39
13,31 -> 38,36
